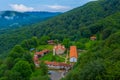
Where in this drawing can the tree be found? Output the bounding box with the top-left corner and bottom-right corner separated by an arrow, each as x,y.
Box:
3,70 -> 20,80
62,38 -> 71,48
31,37 -> 39,47
79,60 -> 105,80
11,45 -> 25,53
22,52 -> 35,71
21,37 -> 38,50
23,52 -> 33,64
12,60 -> 32,80
30,75 -> 49,80
4,57 -> 14,69
21,40 -> 31,50
106,31 -> 120,49
75,41 -> 85,49
81,27 -> 91,38
0,77 -> 7,80
102,28 -> 112,40
64,69 -> 79,80
0,64 -> 7,77
39,36 -> 50,45
39,61 -> 48,76
106,61 -> 120,80
9,45 -> 25,59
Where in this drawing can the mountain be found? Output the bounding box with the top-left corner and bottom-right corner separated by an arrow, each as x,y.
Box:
0,0 -> 120,55
0,11 -> 61,29
0,0 -> 120,79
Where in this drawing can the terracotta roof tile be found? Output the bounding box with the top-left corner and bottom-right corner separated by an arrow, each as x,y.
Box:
54,44 -> 65,51
70,46 -> 78,58
35,49 -> 49,55
90,36 -> 96,40
45,61 -> 71,67
33,55 -> 38,61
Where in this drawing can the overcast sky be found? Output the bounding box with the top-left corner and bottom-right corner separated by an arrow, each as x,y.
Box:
0,0 -> 96,12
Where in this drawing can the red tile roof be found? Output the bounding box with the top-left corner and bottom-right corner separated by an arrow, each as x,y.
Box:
35,52 -> 44,55
34,55 -> 38,60
35,49 -> 49,55
90,36 -> 96,40
70,46 -> 78,58
45,61 -> 70,67
48,40 -> 54,44
42,49 -> 49,53
48,40 -> 54,42
54,44 -> 65,51
33,55 -> 39,64
33,49 -> 49,65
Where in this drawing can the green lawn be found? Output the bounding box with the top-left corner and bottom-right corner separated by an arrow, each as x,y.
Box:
33,44 -> 65,62
37,45 -> 53,51
39,52 -> 65,62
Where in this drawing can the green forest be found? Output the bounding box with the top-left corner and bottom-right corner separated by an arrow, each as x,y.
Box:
0,0 -> 120,55
0,0 -> 120,79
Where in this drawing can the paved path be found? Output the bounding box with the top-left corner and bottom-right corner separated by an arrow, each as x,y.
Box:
65,53 -> 69,63
49,70 -> 65,80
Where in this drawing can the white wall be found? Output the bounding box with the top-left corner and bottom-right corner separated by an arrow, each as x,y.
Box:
70,57 -> 77,62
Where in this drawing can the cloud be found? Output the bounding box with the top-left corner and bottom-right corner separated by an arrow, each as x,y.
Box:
89,0 -> 97,1
44,4 -> 71,12
10,4 -> 71,12
46,5 -> 69,10
10,4 -> 34,12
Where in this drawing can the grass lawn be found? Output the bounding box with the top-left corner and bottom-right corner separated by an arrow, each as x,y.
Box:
30,52 -> 34,57
33,44 -> 65,62
39,52 -> 65,62
37,45 -> 53,51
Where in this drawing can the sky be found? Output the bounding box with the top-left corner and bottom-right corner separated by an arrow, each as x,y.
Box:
0,0 -> 96,12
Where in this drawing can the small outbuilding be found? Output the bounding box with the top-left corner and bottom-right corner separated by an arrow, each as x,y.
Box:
53,44 -> 66,55
69,46 -> 78,63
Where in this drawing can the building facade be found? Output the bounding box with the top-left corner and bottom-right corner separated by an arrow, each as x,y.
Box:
53,44 -> 66,55
69,46 -> 78,63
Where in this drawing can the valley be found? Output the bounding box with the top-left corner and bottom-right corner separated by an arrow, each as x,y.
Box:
0,0 -> 120,80
0,11 -> 61,30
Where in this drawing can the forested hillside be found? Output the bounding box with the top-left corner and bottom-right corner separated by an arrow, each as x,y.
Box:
0,0 -> 120,55
62,31 -> 120,80
0,0 -> 120,80
0,11 -> 61,29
